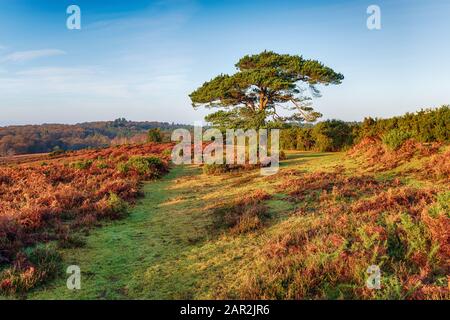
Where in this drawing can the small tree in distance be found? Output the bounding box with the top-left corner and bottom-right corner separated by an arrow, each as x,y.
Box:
189,51 -> 344,129
147,128 -> 163,143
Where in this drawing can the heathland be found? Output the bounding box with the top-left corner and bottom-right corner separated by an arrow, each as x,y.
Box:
0,107 -> 449,299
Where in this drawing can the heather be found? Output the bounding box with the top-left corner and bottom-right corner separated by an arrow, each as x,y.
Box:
0,143 -> 172,294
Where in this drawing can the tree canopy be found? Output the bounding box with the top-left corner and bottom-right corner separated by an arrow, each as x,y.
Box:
189,51 -> 344,129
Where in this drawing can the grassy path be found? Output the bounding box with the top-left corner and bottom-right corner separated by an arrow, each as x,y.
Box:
28,162 -> 272,299
28,152 -> 341,299
17,150 -> 447,300
30,165 -> 209,299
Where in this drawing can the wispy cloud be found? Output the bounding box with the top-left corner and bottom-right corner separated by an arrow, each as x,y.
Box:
15,67 -> 96,77
0,49 -> 66,63
85,12 -> 189,33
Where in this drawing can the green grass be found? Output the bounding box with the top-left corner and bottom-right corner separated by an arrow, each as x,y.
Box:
23,153 -> 326,299
28,165 -> 211,299
9,149 -> 443,300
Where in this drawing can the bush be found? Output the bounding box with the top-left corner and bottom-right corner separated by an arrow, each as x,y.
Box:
96,161 -> 108,169
382,129 -> 411,150
312,120 -> 354,152
116,156 -> 166,178
107,192 -> 129,218
70,159 -> 93,170
358,106 -> 449,143
147,128 -> 163,143
126,156 -> 166,178
281,120 -> 354,152
24,245 -> 63,277
0,244 -> 62,295
117,162 -> 130,174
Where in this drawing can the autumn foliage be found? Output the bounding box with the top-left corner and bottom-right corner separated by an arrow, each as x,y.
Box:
229,137 -> 449,300
236,166 -> 449,299
0,143 -> 172,294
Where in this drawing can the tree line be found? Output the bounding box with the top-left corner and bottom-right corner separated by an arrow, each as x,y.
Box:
280,106 -> 450,152
0,119 -> 190,156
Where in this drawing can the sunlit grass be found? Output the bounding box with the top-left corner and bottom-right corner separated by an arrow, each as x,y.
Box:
21,147 -> 449,300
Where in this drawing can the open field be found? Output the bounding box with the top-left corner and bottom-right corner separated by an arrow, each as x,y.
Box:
1,138 -> 447,299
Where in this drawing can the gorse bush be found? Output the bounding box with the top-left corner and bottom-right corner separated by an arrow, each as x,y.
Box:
358,105 -> 450,143
312,120 -> 354,152
126,156 -> 166,178
70,159 -> 93,170
281,120 -> 355,152
280,106 -> 449,152
107,192 -> 129,217
382,129 -> 411,150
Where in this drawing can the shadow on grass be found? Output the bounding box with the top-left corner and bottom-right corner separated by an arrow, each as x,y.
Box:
280,151 -> 332,167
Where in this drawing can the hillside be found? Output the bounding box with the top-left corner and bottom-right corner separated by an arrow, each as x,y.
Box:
1,139 -> 448,299
0,119 -> 190,156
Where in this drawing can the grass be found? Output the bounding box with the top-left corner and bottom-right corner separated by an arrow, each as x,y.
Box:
4,149 -> 447,300
22,153 -> 304,299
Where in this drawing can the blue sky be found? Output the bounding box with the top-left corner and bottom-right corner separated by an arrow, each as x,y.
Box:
0,0 -> 449,125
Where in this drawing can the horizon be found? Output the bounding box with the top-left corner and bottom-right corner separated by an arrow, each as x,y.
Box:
1,0 -> 450,126
0,104 -> 447,128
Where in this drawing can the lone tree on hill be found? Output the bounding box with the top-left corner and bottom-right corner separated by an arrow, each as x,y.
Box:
189,51 -> 344,129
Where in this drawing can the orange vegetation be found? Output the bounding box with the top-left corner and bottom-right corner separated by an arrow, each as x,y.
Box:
0,143 -> 173,294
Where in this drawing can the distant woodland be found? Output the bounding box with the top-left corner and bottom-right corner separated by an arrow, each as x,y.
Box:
0,118 -> 190,156
2,106 -> 448,156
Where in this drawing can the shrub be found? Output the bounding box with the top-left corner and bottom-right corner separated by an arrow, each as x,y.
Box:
117,162 -> 130,174
24,245 -> 63,277
147,128 -> 163,143
70,159 -> 93,170
107,192 -> 129,216
312,120 -> 354,152
126,156 -> 166,178
359,106 -> 450,143
0,244 -> 62,295
382,129 -> 411,150
96,161 -> 108,169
